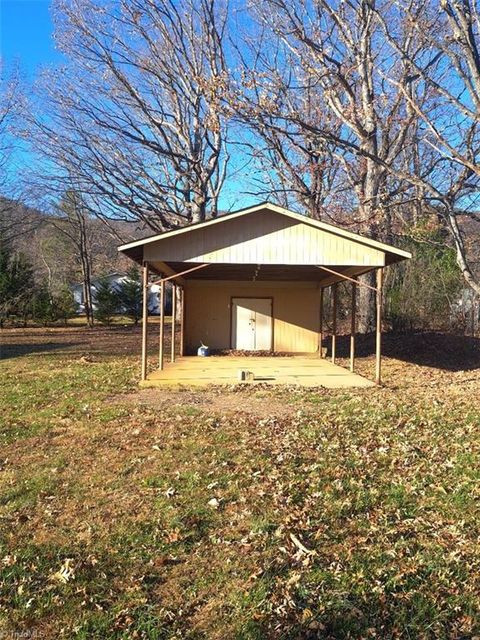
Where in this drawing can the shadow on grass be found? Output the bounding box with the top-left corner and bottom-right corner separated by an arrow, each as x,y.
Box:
1,324 -> 174,360
0,341 -> 83,360
327,331 -> 480,372
1,326 -> 478,372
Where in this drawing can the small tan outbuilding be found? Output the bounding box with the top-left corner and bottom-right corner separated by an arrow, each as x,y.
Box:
118,202 -> 411,387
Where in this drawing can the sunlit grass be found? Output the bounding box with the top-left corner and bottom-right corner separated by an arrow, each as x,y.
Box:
0,328 -> 479,638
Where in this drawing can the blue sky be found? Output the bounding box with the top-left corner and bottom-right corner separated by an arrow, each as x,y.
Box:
0,0 -> 62,77
0,0 -> 255,211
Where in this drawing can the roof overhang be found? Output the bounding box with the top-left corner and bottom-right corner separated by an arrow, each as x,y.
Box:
118,202 -> 411,285
149,261 -> 378,288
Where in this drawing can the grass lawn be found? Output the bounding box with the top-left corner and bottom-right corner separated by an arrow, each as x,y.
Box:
0,326 -> 479,639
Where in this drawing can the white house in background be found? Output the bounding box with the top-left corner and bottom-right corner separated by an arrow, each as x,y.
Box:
71,272 -> 162,314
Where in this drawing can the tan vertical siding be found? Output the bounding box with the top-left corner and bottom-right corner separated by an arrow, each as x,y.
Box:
143,210 -> 385,266
184,281 -> 319,353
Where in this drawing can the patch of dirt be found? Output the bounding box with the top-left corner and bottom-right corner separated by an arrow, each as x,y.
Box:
109,330 -> 480,413
119,385 -> 305,418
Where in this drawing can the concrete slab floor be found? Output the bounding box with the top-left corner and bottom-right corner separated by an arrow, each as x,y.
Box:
140,355 -> 375,389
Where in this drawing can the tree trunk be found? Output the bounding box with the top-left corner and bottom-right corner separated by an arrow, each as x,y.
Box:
190,195 -> 206,224
356,198 -> 379,334
78,213 -> 94,327
357,272 -> 376,334
80,250 -> 94,327
175,284 -> 181,320
445,204 -> 480,297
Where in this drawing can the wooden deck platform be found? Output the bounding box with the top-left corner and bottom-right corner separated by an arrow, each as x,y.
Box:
140,356 -> 374,389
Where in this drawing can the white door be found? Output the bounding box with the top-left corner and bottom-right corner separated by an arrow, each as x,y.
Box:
232,298 -> 272,350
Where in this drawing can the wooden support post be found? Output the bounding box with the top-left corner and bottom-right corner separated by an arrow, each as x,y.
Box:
350,278 -> 356,372
141,263 -> 149,381
319,287 -> 324,358
331,282 -> 337,364
171,282 -> 176,363
159,279 -> 165,370
180,287 -> 185,356
375,268 -> 383,385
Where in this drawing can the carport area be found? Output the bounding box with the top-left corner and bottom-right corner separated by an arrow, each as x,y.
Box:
118,202 -> 411,388
139,355 -> 374,388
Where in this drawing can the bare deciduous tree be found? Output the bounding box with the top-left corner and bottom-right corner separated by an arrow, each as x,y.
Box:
53,190 -> 95,326
240,0 -> 425,331
375,0 -> 480,296
0,65 -> 40,241
232,32 -> 345,217
0,64 -> 20,189
26,0 -> 230,233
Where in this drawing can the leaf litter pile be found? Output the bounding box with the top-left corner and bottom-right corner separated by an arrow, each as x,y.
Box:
0,327 -> 479,638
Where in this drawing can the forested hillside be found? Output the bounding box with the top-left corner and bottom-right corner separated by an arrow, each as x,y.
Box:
0,196 -> 145,325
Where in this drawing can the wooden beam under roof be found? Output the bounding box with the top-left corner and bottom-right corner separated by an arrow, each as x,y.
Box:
150,261 -> 186,285
160,262 -> 380,283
